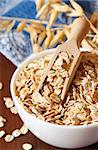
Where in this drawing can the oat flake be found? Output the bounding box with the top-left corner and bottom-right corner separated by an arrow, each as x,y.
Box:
22,143 -> 32,150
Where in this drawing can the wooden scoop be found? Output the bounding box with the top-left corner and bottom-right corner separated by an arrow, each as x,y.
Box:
37,17 -> 90,101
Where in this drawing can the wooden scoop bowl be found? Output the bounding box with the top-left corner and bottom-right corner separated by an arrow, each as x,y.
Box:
37,17 -> 90,101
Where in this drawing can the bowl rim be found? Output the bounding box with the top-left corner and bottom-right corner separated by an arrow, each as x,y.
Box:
10,48 -> 98,129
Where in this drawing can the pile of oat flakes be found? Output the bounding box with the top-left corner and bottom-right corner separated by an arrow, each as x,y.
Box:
0,84 -> 32,149
15,53 -> 98,126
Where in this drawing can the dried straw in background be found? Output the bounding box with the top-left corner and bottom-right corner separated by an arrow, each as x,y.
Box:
0,0 -> 98,53
6,20 -> 16,33
43,29 -> 53,49
17,20 -> 26,32
49,30 -> 64,48
47,9 -> 58,28
36,0 -> 45,11
51,3 -> 71,13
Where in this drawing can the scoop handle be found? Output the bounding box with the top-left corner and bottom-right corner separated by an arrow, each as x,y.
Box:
69,16 -> 90,48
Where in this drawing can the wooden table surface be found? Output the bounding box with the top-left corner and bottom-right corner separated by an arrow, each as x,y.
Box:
0,53 -> 98,150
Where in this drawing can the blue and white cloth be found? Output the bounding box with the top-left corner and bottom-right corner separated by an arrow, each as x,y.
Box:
0,0 -> 98,66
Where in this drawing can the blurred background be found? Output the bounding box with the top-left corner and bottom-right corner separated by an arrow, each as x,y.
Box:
0,0 -> 97,66
0,0 -> 98,16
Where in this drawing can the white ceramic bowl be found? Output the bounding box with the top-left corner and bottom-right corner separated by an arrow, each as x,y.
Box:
10,49 -> 98,149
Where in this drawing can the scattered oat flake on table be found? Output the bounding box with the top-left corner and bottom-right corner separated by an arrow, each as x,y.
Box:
0,121 -> 4,128
4,134 -> 14,142
10,106 -> 18,114
22,143 -> 33,150
3,97 -> 12,101
5,100 -> 14,108
0,130 -> 5,138
0,116 -> 6,122
12,129 -> 21,137
0,82 -> 3,90
20,125 -> 28,135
